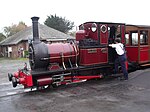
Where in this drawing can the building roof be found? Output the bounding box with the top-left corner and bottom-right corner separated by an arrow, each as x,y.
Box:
0,24 -> 74,46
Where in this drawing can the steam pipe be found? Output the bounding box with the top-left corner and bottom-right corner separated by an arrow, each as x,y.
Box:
31,16 -> 40,42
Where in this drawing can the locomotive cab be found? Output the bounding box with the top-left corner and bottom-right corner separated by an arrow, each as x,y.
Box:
76,22 -> 126,65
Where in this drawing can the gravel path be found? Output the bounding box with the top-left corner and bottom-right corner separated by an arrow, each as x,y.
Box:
0,58 -> 29,83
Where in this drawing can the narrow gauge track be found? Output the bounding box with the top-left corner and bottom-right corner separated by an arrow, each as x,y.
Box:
0,83 -> 37,98
0,78 -> 121,98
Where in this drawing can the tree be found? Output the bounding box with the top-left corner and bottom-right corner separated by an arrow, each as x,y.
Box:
0,33 -> 6,42
68,31 -> 76,37
44,14 -> 74,33
3,21 -> 27,37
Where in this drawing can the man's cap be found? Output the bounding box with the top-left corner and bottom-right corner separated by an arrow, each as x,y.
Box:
115,38 -> 121,43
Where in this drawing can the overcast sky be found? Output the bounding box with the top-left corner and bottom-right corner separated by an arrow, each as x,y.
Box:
0,0 -> 150,32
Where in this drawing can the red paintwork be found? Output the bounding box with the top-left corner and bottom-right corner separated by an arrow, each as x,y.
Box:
25,75 -> 33,87
76,30 -> 87,41
19,78 -> 25,84
121,25 -> 125,44
139,46 -> 149,63
78,23 -> 98,41
14,70 -> 33,87
126,45 -> 149,64
14,72 -> 19,78
64,75 -> 103,80
79,48 -> 108,65
126,46 -> 138,62
84,23 -> 98,41
100,24 -> 108,44
125,61 -> 128,70
37,77 -> 52,86
16,72 -> 103,88
47,43 -> 78,64
60,75 -> 103,85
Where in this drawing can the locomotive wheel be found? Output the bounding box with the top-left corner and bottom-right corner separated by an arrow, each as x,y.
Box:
8,73 -> 13,81
51,84 -> 58,88
12,77 -> 17,87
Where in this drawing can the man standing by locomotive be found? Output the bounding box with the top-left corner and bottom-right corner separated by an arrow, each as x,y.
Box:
109,38 -> 128,80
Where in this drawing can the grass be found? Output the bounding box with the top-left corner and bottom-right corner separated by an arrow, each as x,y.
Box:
16,58 -> 29,61
0,57 -> 11,61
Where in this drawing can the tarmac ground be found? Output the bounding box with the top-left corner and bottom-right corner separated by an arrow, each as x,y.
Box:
0,58 -> 150,112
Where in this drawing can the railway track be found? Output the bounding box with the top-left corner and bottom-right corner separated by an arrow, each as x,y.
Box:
0,83 -> 37,98
0,68 -> 149,99
0,78 -> 122,98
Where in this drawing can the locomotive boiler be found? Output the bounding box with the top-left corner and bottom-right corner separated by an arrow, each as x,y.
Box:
29,17 -> 78,71
8,17 -> 126,89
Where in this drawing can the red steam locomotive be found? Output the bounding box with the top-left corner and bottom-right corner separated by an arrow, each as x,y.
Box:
8,17 -> 150,89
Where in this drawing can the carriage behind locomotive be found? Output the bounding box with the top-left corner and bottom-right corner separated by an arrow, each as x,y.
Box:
125,25 -> 150,68
8,17 -> 150,88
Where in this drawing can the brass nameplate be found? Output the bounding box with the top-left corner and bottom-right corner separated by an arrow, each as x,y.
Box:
88,49 -> 97,53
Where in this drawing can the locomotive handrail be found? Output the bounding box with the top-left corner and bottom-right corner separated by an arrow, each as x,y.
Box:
71,40 -> 78,67
61,52 -> 66,70
79,45 -> 108,49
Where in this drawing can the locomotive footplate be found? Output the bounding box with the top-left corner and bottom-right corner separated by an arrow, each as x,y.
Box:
31,64 -> 112,76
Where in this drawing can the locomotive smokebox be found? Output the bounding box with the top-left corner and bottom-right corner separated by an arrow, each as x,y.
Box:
29,17 -> 49,70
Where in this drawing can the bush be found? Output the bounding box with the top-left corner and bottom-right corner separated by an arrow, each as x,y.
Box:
24,50 -> 29,58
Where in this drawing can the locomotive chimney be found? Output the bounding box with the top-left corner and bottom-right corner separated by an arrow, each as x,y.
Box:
31,16 -> 40,42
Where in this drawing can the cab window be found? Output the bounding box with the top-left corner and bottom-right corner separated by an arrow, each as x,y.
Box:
125,33 -> 129,45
